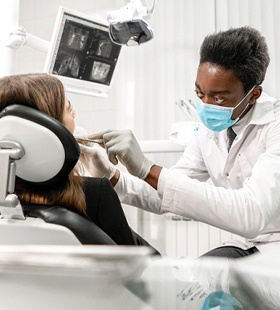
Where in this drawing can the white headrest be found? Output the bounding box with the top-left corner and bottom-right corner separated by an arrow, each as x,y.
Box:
0,104 -> 80,188
0,116 -> 65,182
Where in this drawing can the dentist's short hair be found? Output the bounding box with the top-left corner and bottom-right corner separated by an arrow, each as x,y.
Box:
199,26 -> 270,92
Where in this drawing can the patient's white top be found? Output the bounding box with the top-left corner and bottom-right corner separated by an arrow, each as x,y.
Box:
115,93 -> 280,253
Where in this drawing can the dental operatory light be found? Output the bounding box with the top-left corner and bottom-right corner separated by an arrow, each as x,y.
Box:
107,0 -> 156,46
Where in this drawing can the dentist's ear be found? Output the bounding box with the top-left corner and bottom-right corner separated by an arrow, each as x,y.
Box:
251,86 -> 262,104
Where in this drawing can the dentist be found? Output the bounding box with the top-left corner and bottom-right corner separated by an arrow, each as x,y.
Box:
80,26 -> 280,258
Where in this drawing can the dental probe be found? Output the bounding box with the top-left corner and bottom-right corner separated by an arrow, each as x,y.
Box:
75,137 -> 104,145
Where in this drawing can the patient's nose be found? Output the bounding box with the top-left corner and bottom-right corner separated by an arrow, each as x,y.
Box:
71,107 -> 76,118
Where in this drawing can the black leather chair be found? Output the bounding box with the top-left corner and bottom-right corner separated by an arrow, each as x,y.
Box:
23,204 -> 116,244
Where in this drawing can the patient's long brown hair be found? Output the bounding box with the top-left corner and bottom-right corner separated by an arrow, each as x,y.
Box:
0,73 -> 86,215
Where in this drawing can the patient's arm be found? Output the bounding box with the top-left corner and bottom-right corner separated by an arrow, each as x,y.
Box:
83,177 -> 135,245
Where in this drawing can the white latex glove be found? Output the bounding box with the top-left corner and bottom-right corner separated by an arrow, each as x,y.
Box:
79,143 -> 116,179
89,130 -> 154,179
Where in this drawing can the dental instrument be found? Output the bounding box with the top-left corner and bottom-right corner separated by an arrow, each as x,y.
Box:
75,138 -> 104,145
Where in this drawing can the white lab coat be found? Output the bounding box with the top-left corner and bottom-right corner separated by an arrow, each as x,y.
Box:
115,93 -> 280,251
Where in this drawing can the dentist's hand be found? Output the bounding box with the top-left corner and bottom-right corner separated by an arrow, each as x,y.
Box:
89,130 -> 154,179
79,143 -> 116,179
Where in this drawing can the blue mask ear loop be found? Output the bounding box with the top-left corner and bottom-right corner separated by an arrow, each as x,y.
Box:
232,85 -> 255,123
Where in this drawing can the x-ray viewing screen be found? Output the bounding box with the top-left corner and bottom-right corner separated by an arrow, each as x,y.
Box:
44,7 -> 122,97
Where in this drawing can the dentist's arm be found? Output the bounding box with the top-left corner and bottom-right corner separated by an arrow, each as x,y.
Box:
144,165 -> 162,189
89,130 -> 162,189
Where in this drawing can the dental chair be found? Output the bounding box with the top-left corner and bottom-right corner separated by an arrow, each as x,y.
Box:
0,104 -> 153,310
0,104 -> 116,245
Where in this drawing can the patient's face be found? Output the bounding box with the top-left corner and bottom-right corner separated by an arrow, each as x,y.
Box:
63,98 -> 76,133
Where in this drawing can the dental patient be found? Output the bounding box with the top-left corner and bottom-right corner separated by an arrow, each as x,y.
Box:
0,73 -> 158,253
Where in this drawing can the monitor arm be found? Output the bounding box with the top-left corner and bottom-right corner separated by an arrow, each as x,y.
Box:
6,26 -> 50,52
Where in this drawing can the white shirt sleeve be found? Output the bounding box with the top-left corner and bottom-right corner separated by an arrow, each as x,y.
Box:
114,170 -> 164,214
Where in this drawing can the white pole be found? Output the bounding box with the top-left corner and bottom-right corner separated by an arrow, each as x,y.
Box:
0,0 -> 20,76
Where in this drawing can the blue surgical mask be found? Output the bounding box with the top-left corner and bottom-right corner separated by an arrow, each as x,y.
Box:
195,86 -> 255,132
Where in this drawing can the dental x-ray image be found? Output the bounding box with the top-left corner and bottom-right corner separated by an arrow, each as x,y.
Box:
44,7 -> 123,97
91,61 -> 111,82
52,15 -> 121,85
67,26 -> 89,51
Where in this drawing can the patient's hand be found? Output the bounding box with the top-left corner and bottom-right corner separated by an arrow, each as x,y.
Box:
79,143 -> 116,179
